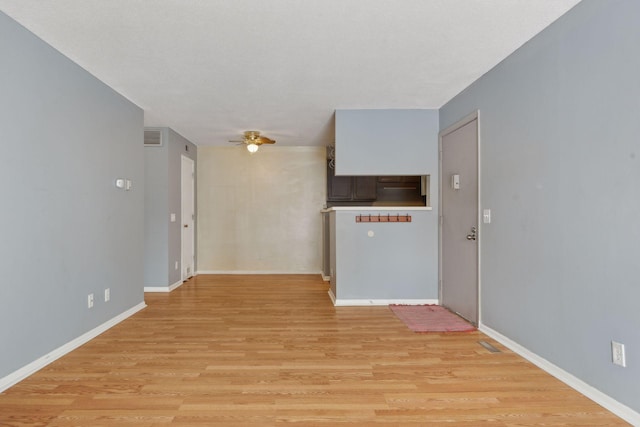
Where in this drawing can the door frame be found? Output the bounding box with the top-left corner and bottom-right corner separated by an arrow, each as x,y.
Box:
438,110 -> 481,324
181,155 -> 195,281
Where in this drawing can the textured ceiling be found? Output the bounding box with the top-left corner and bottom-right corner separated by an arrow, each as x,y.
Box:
0,0 -> 581,146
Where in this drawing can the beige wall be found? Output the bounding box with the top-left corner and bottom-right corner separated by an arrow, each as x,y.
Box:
197,146 -> 326,273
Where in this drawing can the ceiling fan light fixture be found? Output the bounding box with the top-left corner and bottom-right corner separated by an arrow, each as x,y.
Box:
229,130 -> 275,152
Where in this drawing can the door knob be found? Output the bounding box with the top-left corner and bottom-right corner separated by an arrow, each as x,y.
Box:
466,226 -> 477,241
184,224 -> 188,228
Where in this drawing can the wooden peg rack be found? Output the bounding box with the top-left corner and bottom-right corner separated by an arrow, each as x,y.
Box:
355,214 -> 412,223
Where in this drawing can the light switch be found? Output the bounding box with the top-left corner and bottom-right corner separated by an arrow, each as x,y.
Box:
170,213 -> 176,222
483,209 -> 491,224
125,179 -> 132,191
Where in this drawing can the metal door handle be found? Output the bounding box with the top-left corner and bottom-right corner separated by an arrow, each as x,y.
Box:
184,224 -> 188,228
466,226 -> 477,241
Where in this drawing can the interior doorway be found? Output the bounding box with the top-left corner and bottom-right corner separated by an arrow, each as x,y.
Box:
181,155 -> 195,281
440,113 -> 479,324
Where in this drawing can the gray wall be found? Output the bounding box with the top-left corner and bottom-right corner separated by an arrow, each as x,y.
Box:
0,12 -> 144,378
335,109 -> 439,176
144,128 -> 197,288
332,209 -> 437,300
144,129 -> 169,286
440,0 -> 640,412
332,109 -> 440,303
329,212 -> 337,297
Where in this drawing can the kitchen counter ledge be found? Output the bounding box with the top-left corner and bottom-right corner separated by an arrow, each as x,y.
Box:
321,206 -> 432,213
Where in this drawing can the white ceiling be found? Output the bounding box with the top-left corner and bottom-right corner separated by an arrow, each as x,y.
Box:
0,0 -> 581,147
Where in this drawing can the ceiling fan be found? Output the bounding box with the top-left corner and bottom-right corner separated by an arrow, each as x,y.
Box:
229,130 -> 276,153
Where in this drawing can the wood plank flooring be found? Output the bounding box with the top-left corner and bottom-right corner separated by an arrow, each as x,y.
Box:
0,274 -> 628,426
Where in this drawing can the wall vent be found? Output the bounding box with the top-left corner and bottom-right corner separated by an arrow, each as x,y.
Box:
144,129 -> 163,146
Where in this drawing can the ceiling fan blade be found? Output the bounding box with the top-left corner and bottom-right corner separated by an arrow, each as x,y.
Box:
256,136 -> 276,144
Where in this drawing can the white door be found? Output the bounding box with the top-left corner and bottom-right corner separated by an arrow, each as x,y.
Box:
440,115 -> 479,324
181,155 -> 195,281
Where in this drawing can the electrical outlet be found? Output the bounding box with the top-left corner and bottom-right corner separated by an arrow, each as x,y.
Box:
175,261 -> 179,270
104,288 -> 110,302
87,293 -> 94,308
612,341 -> 626,367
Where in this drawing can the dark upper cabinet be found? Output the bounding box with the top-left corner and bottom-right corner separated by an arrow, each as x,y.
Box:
327,162 -> 423,204
353,176 -> 377,200
328,173 -> 352,200
375,175 -> 423,204
327,162 -> 377,202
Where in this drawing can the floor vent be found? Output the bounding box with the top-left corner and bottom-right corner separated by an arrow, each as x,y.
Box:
478,340 -> 501,353
144,129 -> 163,146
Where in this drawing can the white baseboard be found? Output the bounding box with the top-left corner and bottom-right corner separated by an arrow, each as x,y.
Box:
196,270 -> 323,275
332,298 -> 439,307
0,302 -> 147,393
144,279 -> 184,293
322,275 -> 330,282
480,324 -> 640,426
328,289 -> 337,305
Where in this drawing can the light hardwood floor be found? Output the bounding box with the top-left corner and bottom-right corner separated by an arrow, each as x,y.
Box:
0,274 -> 628,426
